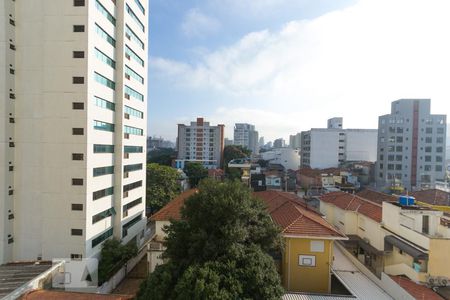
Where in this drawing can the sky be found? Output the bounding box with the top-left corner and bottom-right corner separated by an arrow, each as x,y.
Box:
148,0 -> 450,143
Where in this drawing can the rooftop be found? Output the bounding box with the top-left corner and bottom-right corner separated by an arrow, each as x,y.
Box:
319,192 -> 382,222
355,189 -> 398,205
298,168 -> 343,178
389,275 -> 444,300
0,262 -> 53,299
149,189 -> 198,222
411,189 -> 450,206
20,290 -> 133,300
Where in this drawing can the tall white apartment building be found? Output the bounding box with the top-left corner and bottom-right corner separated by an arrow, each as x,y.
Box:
0,0 -> 148,264
176,118 -> 224,169
376,99 -> 447,191
300,118 -> 378,169
289,133 -> 301,149
233,123 -> 259,155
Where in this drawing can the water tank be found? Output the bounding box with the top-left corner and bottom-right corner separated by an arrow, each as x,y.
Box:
399,196 -> 415,206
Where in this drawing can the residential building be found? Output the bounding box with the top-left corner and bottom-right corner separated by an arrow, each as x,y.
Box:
176,117 -> 225,169
376,99 -> 447,191
233,123 -> 259,154
289,133 -> 301,149
301,118 -> 378,169
261,148 -> 300,170
273,138 -> 286,148
258,136 -> 265,147
224,137 -> 233,146
1,0 -> 148,264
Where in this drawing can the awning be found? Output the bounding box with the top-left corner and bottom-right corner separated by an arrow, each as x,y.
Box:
384,235 -> 428,260
342,235 -> 385,256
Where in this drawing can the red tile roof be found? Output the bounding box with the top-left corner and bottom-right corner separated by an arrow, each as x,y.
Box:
390,275 -> 444,300
149,189 -> 198,221
320,191 -> 382,222
21,290 -> 133,300
411,189 -> 450,206
254,191 -> 346,238
356,189 -> 398,205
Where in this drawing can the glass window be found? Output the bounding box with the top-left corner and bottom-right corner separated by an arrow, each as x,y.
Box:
93,165 -> 114,177
437,147 -> 443,153
95,0 -> 115,25
437,137 -> 444,143
95,23 -> 115,47
125,45 -> 144,66
123,180 -> 142,192
125,65 -> 144,83
436,165 -> 443,172
426,127 -> 433,134
124,163 -> 143,172
94,120 -> 114,132
437,127 -> 444,134
124,146 -> 143,153
124,125 -> 143,136
425,156 -> 432,162
436,156 -> 443,162
95,48 -> 116,69
94,144 -> 114,153
125,105 -> 143,118
134,0 -> 145,14
122,213 -> 143,237
425,146 -> 432,153
93,186 -> 114,200
92,228 -> 113,247
123,197 -> 142,213
125,25 -> 144,49
124,85 -> 143,101
94,96 -> 115,111
126,4 -> 144,32
425,137 -> 432,143
94,72 -> 115,90
92,207 -> 116,224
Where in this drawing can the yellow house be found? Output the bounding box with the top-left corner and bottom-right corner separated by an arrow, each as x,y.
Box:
255,191 -> 347,293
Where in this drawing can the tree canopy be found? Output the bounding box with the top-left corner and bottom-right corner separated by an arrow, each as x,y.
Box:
147,147 -> 176,166
137,179 -> 284,300
183,162 -> 208,187
223,145 -> 251,167
146,163 -> 181,214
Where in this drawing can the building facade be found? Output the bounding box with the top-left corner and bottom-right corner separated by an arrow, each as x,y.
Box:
273,138 -> 286,148
176,117 -> 225,169
233,123 -> 259,154
289,133 -> 301,149
1,0 -> 148,264
376,99 -> 447,191
301,118 -> 378,169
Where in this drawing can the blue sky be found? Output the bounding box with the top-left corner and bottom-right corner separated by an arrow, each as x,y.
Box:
148,0 -> 450,142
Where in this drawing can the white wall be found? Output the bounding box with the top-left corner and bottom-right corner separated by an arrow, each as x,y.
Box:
345,129 -> 378,162
310,130 -> 340,169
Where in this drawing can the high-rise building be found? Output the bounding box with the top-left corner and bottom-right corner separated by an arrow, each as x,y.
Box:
289,133 -> 302,149
0,0 -> 148,264
176,118 -> 225,169
273,138 -> 286,148
233,123 -> 259,154
376,99 -> 447,191
224,138 -> 233,146
259,136 -> 265,147
301,118 -> 378,169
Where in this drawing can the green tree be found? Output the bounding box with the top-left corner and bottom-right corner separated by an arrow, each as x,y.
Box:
147,147 -> 176,166
147,163 -> 181,214
183,162 -> 208,187
98,239 -> 137,283
223,145 -> 251,168
137,179 -> 284,300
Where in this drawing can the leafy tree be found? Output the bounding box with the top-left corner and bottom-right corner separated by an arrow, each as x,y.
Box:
147,163 -> 181,213
147,148 -> 176,166
98,239 -> 137,284
183,162 -> 208,187
137,179 -> 284,299
223,145 -> 251,168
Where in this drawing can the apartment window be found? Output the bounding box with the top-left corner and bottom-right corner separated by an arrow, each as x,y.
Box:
124,125 -> 143,136
71,229 -> 83,236
72,178 -> 83,186
94,72 -> 115,89
125,45 -> 144,66
125,25 -> 144,49
388,164 -> 394,170
124,146 -> 143,153
123,198 -> 142,216
95,23 -> 115,47
126,4 -> 145,32
426,127 -> 433,134
9,92 -> 15,99
125,65 -> 144,83
92,207 -> 116,224
123,180 -> 142,192
94,120 -> 114,132
388,155 -> 394,161
73,25 -> 85,32
72,204 -> 83,211
71,254 -> 83,260
8,236 -> 14,244
437,147 -> 443,153
73,0 -> 85,6
92,228 -> 113,248
396,146 -> 403,152
9,18 -> 15,26
379,154 -> 384,160
396,136 -> 403,143
436,156 -> 443,162
8,189 -> 13,195
122,214 -> 143,237
395,155 -> 402,161
72,102 -> 84,110
425,156 -> 432,162
94,144 -> 114,153
437,127 -> 444,134
9,43 -> 16,51
72,153 -> 84,160
437,137 -> 444,143
72,128 -> 84,135
396,127 -> 403,133
93,186 -> 114,200
436,166 -> 443,172
73,51 -> 85,58
124,106 -> 143,118
134,0 -> 145,14
94,96 -> 115,111
395,164 -> 402,170
9,166 -> 13,171
94,48 -> 116,69
124,163 -> 143,172
425,137 -> 432,143
93,166 -> 114,177
425,146 -> 432,153
72,76 -> 84,84
9,118 -> 14,123
424,165 -> 432,171
95,0 -> 116,25
9,67 -> 15,74
379,163 -> 383,169
124,85 -> 143,101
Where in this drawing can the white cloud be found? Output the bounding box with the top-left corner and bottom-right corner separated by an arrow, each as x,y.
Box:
181,8 -> 221,38
153,0 -> 450,141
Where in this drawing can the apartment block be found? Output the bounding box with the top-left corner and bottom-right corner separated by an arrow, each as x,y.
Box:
289,133 -> 301,149
376,99 -> 447,191
0,0 -> 148,264
233,123 -> 259,154
301,118 -> 378,169
176,118 -> 225,169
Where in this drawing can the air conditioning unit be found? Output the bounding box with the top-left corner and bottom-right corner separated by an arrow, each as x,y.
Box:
124,172 -> 129,178
149,242 -> 163,251
123,191 -> 128,198
124,93 -> 130,99
124,153 -> 130,159
125,53 -> 131,60
125,33 -> 131,40
125,73 -> 130,80
124,113 -> 130,119
124,133 -> 130,139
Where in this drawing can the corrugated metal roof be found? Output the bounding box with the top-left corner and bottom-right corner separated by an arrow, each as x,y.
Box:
332,247 -> 393,300
283,293 -> 356,300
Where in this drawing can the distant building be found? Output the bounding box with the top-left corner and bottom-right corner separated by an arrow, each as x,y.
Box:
273,138 -> 286,148
289,133 -> 302,149
233,123 -> 259,154
261,148 -> 300,170
176,117 -> 225,169
301,118 -> 378,169
224,138 -> 233,146
376,99 -> 447,191
147,136 -> 175,150
258,136 -> 265,147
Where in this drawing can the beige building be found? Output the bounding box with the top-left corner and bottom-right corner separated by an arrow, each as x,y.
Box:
1,0 -> 148,264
